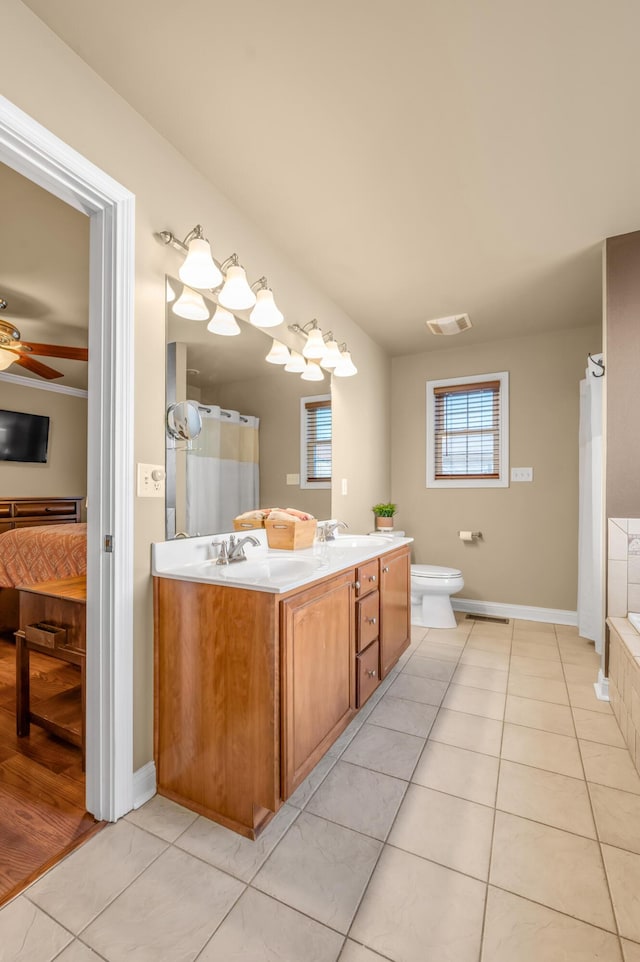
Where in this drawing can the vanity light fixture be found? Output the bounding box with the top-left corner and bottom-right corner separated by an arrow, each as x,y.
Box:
301,360 -> 325,381
333,345 -> 358,377
284,350 -> 306,373
320,335 -> 342,369
249,277 -> 284,328
218,254 -> 257,311
207,305 -> 241,336
172,286 -> 210,321
265,339 -> 291,364
302,321 -> 326,360
159,225 -> 223,290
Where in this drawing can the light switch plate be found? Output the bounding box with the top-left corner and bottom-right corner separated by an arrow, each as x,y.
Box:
137,462 -> 166,498
286,473 -> 300,485
511,467 -> 533,482
341,478 -> 348,495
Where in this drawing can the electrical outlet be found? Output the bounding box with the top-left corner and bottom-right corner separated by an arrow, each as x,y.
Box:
511,467 -> 533,482
137,462 -> 166,498
286,473 -> 300,485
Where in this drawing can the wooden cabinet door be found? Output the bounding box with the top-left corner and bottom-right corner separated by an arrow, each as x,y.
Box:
379,546 -> 411,678
281,570 -> 356,798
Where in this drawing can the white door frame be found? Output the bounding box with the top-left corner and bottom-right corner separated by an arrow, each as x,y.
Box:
0,96 -> 135,821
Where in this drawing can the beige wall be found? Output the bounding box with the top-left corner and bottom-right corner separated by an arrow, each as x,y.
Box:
605,230 -> 640,520
391,325 -> 601,611
215,375 -> 331,520
0,380 -> 86,499
0,1 -> 390,769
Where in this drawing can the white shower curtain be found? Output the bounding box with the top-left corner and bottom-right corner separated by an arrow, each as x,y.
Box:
186,406 -> 260,535
577,355 -> 604,652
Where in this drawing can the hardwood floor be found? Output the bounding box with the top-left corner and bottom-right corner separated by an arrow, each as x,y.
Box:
0,634 -> 101,906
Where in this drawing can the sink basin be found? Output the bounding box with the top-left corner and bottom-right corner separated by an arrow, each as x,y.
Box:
327,535 -> 392,548
187,554 -> 325,587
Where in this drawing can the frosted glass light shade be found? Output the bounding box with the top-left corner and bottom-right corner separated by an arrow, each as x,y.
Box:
172,287 -> 210,321
179,237 -> 223,289
250,288 -> 284,328
303,326 -> 325,359
301,360 -> 324,381
284,350 -> 306,373
321,338 -> 342,369
333,350 -> 358,377
207,306 -> 240,336
218,264 -> 257,310
265,339 -> 290,364
0,348 -> 15,371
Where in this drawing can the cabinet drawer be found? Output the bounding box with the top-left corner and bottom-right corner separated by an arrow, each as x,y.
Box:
357,591 -> 379,653
357,640 -> 380,707
356,560 -> 379,597
14,501 -> 78,518
0,503 -> 11,518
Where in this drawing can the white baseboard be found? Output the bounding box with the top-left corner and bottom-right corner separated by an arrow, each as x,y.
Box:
132,761 -> 157,810
452,598 -> 578,626
594,669 -> 610,702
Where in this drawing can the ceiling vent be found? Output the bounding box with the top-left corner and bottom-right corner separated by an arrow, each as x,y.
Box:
426,314 -> 472,336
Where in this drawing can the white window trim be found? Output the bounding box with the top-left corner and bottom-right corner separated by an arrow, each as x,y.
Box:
426,371 -> 509,489
300,393 -> 331,490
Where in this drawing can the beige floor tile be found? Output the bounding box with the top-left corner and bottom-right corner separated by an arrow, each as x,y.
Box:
341,723 -> 425,780
55,943 -> 103,962
490,811 -> 615,930
339,941 -> 387,961
508,672 -> 569,705
497,760 -> 596,838
368,694 -> 438,737
512,629 -> 559,646
387,671 -> 448,706
580,741 -> 640,794
622,940 -> 640,962
287,754 -> 337,808
413,641 -> 462,662
515,619 -> 556,633
402,654 -> 456,682
199,888 -> 343,962
509,655 -> 565,679
27,820 -> 167,934
452,663 -> 508,693
125,793 -> 198,842
590,783 -> 640,855
253,812 -> 381,934
413,740 -> 499,806
351,845 -> 485,962
512,637 -> 560,656
327,711 -> 369,757
568,681 -> 614,714
564,662 -> 601,685
573,708 -> 626,747
425,626 -> 470,646
0,897 -> 72,962
175,803 -> 298,883
429,707 -> 503,756
81,846 -> 244,962
459,648 -> 510,670
561,649 -> 602,668
410,625 -> 428,643
501,723 -> 583,778
602,845 -> 640,942
306,761 -> 406,840
389,783 -> 493,880
441,683 -> 505,720
482,886 -> 623,962
505,694 -> 574,736
465,636 -> 512,654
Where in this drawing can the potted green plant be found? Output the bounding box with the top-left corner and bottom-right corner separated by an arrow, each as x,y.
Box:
372,502 -> 397,531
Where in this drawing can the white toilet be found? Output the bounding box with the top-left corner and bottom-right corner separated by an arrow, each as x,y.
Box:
411,565 -> 464,628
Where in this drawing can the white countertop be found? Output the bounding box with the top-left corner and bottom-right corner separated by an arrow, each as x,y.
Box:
152,529 -> 413,594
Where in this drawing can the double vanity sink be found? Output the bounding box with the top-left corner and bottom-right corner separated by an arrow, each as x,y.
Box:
152,529 -> 413,839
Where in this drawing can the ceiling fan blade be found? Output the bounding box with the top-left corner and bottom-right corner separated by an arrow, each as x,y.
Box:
19,341 -> 88,361
15,355 -> 64,380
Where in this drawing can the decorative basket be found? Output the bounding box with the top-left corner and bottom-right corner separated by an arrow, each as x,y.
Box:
265,518 -> 317,550
233,517 -> 265,531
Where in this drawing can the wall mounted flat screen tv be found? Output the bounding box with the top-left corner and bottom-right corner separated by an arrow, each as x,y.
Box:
0,409 -> 50,463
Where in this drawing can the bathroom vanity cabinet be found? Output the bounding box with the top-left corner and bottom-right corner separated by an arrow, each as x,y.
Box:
153,542 -> 410,838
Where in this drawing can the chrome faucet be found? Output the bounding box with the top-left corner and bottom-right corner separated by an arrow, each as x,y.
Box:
317,520 -> 348,542
213,533 -> 260,564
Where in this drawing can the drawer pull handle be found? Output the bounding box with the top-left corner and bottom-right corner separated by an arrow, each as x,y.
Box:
366,617 -> 377,625
382,565 -> 389,573
369,575 -> 377,582
353,581 -> 360,590
366,669 -> 377,678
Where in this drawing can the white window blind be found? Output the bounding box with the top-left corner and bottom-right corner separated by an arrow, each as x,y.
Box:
302,396 -> 332,487
434,380 -> 501,480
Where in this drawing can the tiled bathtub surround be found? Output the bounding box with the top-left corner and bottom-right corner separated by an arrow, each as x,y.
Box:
608,617 -> 640,777
3,617 -> 640,961
607,518 -> 640,617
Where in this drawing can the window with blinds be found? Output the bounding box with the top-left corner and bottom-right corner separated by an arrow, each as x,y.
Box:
301,395 -> 332,488
426,373 -> 509,488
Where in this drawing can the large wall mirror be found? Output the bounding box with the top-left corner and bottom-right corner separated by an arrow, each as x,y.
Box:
165,277 -> 332,538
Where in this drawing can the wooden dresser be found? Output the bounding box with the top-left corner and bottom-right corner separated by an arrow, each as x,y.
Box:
0,497 -> 83,534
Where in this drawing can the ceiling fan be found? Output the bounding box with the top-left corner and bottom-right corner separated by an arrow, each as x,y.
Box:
0,300 -> 88,379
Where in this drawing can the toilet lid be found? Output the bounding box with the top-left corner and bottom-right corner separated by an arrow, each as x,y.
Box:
412,564 -> 462,580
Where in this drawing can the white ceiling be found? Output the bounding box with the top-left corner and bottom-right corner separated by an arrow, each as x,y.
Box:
20,1 -> 640,355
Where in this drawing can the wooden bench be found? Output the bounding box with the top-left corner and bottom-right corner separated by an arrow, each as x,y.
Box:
15,576 -> 86,768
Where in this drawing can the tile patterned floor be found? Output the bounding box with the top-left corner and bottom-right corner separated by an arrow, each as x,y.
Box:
2,616 -> 640,961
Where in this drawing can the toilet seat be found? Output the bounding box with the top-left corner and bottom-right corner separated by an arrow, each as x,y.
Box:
412,564 -> 462,580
